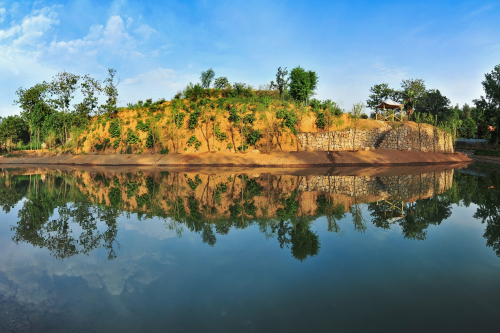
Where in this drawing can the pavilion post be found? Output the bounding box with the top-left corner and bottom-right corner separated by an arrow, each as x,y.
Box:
383,106 -> 386,120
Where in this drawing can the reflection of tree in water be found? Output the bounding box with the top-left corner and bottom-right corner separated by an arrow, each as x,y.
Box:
8,167 -> 500,260
272,218 -> 321,262
368,196 -> 452,241
10,174 -> 119,260
0,173 -> 30,213
315,194 -> 345,234
367,172 -> 453,240
469,171 -> 500,256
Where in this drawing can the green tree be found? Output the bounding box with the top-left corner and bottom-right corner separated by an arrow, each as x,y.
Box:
270,67 -> 290,100
50,71 -> 80,143
0,115 -> 29,151
100,68 -> 120,116
419,89 -> 450,120
75,75 -> 102,117
400,78 -> 426,120
213,77 -> 230,89
14,82 -> 51,149
289,66 -> 318,103
463,103 -> 472,118
474,64 -> 500,142
200,68 -> 215,89
366,83 -> 399,110
464,117 -> 476,138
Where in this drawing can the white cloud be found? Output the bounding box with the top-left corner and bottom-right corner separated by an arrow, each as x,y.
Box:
13,7 -> 59,46
0,7 -> 6,23
101,15 -> 128,47
135,24 -> 157,41
46,15 -> 141,66
126,17 -> 133,28
0,216 -> 179,306
0,24 -> 20,40
120,67 -> 195,103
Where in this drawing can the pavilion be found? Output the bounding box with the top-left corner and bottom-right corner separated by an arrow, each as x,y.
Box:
374,99 -> 405,121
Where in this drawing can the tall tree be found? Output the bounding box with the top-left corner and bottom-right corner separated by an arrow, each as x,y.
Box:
75,75 -> 102,117
200,68 -> 215,89
101,68 -> 119,116
366,83 -> 399,110
50,72 -> 80,143
463,103 -> 471,118
289,66 -> 318,103
270,67 -> 290,100
419,89 -> 450,119
0,115 -> 29,151
14,82 -> 51,149
213,77 -> 230,89
400,78 -> 426,120
474,64 -> 500,141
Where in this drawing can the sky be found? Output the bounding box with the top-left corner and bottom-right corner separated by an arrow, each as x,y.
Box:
0,0 -> 499,117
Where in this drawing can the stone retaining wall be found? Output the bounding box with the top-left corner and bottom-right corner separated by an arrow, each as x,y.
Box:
298,169 -> 453,201
297,122 -> 454,153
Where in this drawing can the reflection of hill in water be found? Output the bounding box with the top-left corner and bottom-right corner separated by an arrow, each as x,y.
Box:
0,167 -> 478,262
70,169 -> 454,219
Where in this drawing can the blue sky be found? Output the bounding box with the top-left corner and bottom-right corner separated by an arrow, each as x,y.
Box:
0,0 -> 499,117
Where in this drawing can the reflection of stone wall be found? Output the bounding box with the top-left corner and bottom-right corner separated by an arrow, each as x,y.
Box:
297,123 -> 454,153
298,169 -> 454,202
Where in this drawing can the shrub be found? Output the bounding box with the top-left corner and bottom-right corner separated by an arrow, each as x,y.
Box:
126,129 -> 140,144
146,132 -> 154,148
159,143 -> 169,154
243,113 -> 256,124
246,128 -> 262,146
184,83 -> 205,100
214,124 -> 228,141
228,108 -> 241,125
174,112 -> 186,128
309,98 -> 321,110
276,108 -> 298,134
188,110 -> 201,130
237,144 -> 249,151
186,135 -> 202,150
109,119 -> 121,138
136,120 -> 149,132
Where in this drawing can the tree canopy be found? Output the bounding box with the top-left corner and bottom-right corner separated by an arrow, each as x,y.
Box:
289,66 -> 318,103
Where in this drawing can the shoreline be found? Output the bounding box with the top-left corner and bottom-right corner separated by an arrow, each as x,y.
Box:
0,149 -> 472,168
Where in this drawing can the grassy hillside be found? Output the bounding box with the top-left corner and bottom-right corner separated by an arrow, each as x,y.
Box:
76,94 -> 385,155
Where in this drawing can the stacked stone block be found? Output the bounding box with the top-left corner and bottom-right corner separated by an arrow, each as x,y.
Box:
297,123 -> 454,153
298,169 -> 453,201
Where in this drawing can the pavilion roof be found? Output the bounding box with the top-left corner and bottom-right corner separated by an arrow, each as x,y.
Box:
375,99 -> 404,109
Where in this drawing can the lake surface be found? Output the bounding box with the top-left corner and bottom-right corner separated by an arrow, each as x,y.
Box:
0,164 -> 499,332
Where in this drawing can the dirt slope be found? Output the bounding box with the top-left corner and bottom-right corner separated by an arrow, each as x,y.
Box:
0,149 -> 472,167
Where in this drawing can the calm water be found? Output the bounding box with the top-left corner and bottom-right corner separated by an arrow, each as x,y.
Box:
0,165 -> 499,332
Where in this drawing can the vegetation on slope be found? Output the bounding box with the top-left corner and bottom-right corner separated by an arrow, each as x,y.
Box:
5,62 -> 500,154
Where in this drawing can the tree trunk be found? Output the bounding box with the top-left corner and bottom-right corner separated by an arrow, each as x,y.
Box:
201,122 -> 210,151
176,120 -> 179,154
